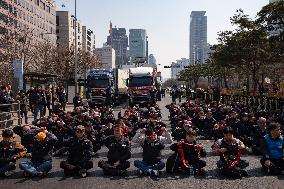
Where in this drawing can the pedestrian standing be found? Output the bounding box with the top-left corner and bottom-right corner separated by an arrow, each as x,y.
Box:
45,87 -> 53,116
16,90 -> 29,124
57,87 -> 67,111
34,86 -> 46,121
0,86 -> 11,128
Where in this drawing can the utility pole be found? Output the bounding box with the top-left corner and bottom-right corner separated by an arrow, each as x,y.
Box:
74,0 -> 78,94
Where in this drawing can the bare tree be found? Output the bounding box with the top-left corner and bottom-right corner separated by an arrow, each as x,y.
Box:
0,26 -> 35,84
77,50 -> 102,80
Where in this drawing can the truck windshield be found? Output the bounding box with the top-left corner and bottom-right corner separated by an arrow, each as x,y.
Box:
128,77 -> 152,87
88,79 -> 109,88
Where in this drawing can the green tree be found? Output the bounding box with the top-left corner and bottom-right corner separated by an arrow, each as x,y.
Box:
257,1 -> 284,62
162,78 -> 179,88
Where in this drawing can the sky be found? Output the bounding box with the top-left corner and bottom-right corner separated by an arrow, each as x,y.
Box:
55,0 -> 269,80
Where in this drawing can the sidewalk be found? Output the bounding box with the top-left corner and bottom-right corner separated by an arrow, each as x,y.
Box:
24,104 -> 74,125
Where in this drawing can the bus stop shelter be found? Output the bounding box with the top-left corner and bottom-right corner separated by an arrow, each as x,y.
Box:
23,72 -> 59,91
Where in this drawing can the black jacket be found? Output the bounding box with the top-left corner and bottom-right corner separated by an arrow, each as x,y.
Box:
203,117 -> 217,133
170,141 -> 206,165
35,91 -> 46,106
73,96 -> 82,108
252,125 -> 267,146
226,117 -> 240,135
103,136 -> 131,164
66,136 -> 93,165
172,128 -> 187,141
142,139 -> 164,165
31,132 -> 57,163
237,120 -> 253,138
0,141 -> 26,165
0,91 -> 11,112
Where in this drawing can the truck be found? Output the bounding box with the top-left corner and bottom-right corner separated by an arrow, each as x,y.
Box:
86,68 -> 129,106
127,67 -> 159,106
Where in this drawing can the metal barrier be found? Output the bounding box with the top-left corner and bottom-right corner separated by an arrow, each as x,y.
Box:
186,91 -> 284,111
0,103 -> 22,130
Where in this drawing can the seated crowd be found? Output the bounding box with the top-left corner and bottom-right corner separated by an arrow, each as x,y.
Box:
0,97 -> 283,179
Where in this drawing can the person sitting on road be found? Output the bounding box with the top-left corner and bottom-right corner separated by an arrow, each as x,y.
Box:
212,121 -> 227,140
0,129 -> 26,177
19,128 -> 57,177
132,127 -> 173,177
166,129 -> 207,176
60,125 -> 93,177
171,120 -> 192,142
13,125 -> 39,154
225,110 -> 240,136
98,120 -> 131,176
236,113 -> 253,147
212,127 -> 249,179
84,121 -> 102,155
260,122 -> 284,175
202,111 -> 217,139
251,117 -> 268,155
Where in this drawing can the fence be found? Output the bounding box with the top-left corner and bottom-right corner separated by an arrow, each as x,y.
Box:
0,103 -> 22,130
187,91 -> 284,111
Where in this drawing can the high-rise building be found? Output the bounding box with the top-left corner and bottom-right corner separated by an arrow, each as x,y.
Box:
0,0 -> 56,45
189,11 -> 208,64
56,11 -> 82,50
129,29 -> 147,65
148,54 -> 156,65
82,26 -> 95,53
95,45 -> 116,69
171,58 -> 190,79
146,36 -> 149,64
106,22 -> 128,67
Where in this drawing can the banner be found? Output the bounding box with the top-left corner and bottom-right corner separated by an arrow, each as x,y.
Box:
12,60 -> 24,91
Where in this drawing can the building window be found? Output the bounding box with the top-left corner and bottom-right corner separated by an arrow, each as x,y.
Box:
0,13 -> 9,23
46,5 -> 50,13
39,0 -> 44,9
0,0 -> 9,10
0,26 -> 8,34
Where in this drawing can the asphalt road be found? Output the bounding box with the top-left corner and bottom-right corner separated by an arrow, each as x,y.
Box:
0,96 -> 283,189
